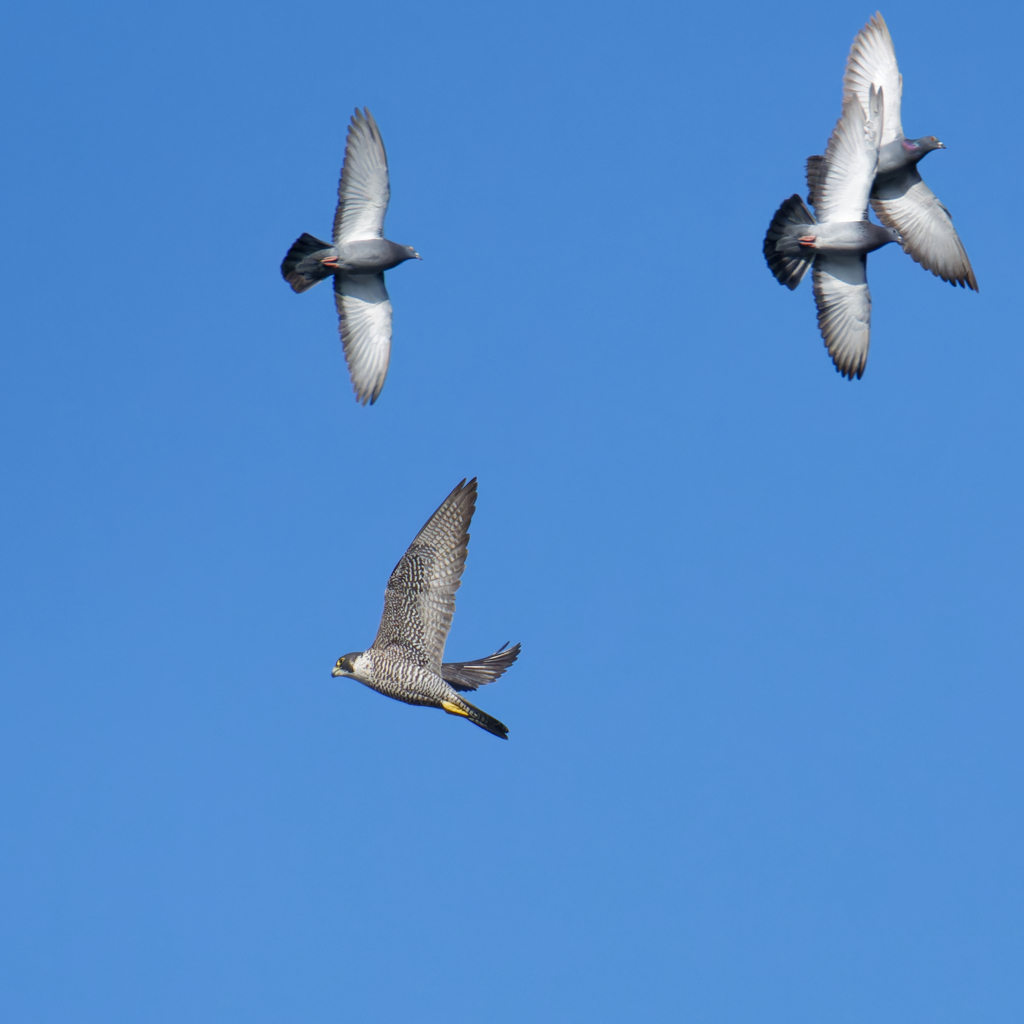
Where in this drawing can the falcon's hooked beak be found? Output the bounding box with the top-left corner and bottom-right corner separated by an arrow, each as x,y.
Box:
331,665 -> 344,677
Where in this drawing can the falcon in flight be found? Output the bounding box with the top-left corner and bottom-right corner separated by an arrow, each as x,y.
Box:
281,108 -> 421,405
331,479 -> 520,739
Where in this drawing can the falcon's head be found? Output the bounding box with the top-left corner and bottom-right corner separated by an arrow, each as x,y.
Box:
332,653 -> 363,678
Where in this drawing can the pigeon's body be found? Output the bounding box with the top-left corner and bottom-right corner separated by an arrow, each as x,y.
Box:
281,108 -> 421,405
765,88 -> 901,379
781,220 -> 896,254
331,479 -> 519,740
284,235 -> 415,283
807,12 -> 977,291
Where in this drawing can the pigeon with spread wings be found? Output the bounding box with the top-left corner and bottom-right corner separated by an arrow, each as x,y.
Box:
764,88 -> 902,379
281,108 -> 421,405
807,12 -> 977,291
331,479 -> 520,739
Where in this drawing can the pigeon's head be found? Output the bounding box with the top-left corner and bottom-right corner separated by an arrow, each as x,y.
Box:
332,652 -> 363,678
903,136 -> 946,157
887,227 -> 905,248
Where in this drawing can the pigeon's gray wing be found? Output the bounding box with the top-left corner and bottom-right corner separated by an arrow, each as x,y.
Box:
815,92 -> 881,224
844,12 -> 903,145
871,169 -> 978,290
805,154 -> 827,211
813,254 -> 872,380
441,643 -> 521,692
371,479 -> 477,672
333,108 -> 390,245
334,273 -> 392,405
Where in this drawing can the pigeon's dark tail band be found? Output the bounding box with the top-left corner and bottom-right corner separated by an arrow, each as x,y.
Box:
281,232 -> 335,293
764,194 -> 816,291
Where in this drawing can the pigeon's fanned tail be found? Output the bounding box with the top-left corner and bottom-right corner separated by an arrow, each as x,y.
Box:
281,233 -> 335,293
441,642 -> 521,692
764,194 -> 816,290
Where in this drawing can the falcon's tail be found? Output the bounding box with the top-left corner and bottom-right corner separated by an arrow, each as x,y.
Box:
441,699 -> 509,740
281,232 -> 335,293
764,194 -> 816,291
441,642 -> 521,692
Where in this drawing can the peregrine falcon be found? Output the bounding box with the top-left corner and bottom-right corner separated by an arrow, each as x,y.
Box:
332,479 -> 519,739
281,107 -> 421,406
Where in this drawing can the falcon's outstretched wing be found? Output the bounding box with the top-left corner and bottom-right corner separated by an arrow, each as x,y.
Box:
371,479 -> 478,672
813,254 -> 872,380
844,12 -> 903,145
333,108 -> 390,245
335,273 -> 392,405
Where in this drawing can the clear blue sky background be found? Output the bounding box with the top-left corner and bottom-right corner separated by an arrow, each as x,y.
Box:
1,1 -> 1022,1021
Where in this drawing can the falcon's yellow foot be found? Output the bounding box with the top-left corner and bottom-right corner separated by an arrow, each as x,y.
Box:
441,701 -> 469,718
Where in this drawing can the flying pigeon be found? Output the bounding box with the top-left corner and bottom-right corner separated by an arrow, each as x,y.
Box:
807,12 -> 977,291
764,87 -> 901,379
281,108 -> 421,405
331,479 -> 520,739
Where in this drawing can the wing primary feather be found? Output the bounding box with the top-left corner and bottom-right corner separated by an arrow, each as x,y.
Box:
370,479 -> 479,671
333,107 -> 391,245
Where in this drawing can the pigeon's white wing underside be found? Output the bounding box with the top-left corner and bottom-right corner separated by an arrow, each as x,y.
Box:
333,108 -> 390,244
815,94 -> 880,224
335,273 -> 392,405
871,174 -> 978,290
844,12 -> 903,145
371,479 -> 477,672
813,254 -> 872,379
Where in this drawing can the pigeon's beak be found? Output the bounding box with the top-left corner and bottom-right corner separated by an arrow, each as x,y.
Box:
412,251 -> 422,260
935,140 -> 946,149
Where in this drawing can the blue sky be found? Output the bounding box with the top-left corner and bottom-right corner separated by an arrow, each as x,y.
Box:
1,1 -> 1022,1021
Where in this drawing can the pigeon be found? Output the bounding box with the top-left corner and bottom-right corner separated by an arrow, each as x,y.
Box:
807,12 -> 977,291
764,87 -> 901,379
281,108 -> 421,405
331,479 -> 520,739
